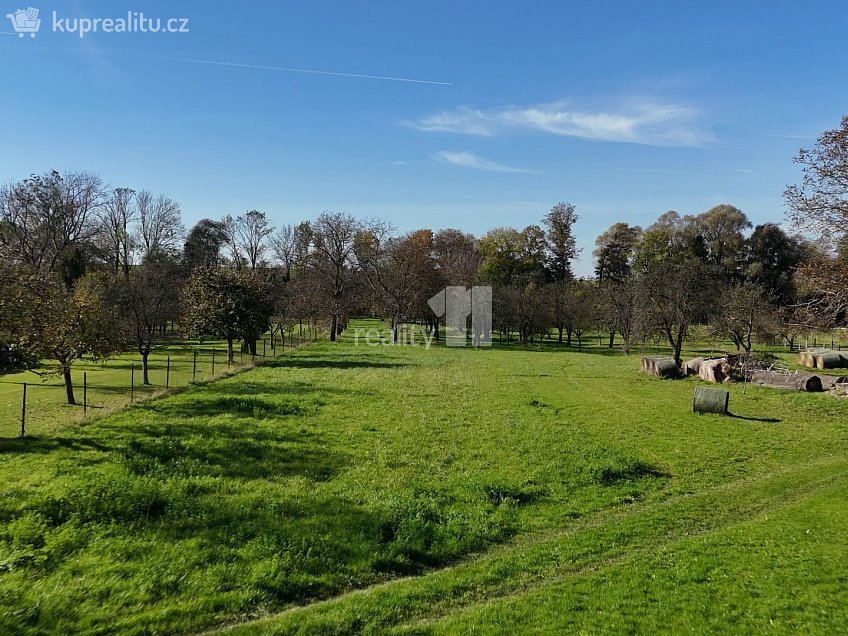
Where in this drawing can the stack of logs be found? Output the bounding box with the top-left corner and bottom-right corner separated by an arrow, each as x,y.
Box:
641,355 -> 836,393
683,356 -> 826,392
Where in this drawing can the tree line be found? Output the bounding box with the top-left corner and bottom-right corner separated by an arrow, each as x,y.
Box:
1,116 -> 846,402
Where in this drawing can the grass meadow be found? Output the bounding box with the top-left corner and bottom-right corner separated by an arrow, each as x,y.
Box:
0,332 -> 307,438
0,319 -> 846,634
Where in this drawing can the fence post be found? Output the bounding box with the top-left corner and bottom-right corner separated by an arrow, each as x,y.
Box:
212,348 -> 216,376
83,372 -> 87,414
21,383 -> 27,438
193,350 -> 197,381
166,356 -> 171,388
131,364 -> 135,402
263,339 -> 266,358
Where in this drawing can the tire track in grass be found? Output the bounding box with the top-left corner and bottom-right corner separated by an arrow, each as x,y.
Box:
205,454 -> 848,635
389,471 -> 848,633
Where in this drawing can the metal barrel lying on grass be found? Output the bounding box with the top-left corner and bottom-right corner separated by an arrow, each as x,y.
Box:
693,386 -> 729,415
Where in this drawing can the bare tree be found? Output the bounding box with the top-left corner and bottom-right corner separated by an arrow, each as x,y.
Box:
228,210 -> 273,271
118,259 -> 182,384
136,190 -> 184,261
638,260 -> 711,366
785,114 -> 848,242
0,170 -> 106,272
102,187 -> 137,276
270,224 -> 297,281
309,212 -> 361,341
547,279 -> 571,344
711,281 -> 774,353
598,277 -> 640,352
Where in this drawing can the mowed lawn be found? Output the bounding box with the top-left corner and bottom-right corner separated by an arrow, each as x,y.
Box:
0,319 -> 846,634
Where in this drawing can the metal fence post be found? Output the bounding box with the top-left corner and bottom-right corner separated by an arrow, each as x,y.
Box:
166,356 -> 170,388
212,348 -> 216,376
83,372 -> 87,414
193,350 -> 197,381
131,364 -> 135,402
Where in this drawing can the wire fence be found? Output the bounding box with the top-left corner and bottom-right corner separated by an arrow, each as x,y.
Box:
0,331 -> 312,438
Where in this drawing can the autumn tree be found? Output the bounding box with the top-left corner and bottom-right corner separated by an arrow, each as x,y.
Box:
184,268 -> 275,362
357,227 -> 437,342
432,228 -> 480,288
10,271 -> 123,404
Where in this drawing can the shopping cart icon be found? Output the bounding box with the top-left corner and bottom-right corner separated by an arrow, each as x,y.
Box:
6,7 -> 41,38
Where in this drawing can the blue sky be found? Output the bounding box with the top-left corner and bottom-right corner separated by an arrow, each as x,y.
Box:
2,1 -> 846,274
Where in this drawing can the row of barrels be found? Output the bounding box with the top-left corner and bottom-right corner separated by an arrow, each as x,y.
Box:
799,349 -> 848,370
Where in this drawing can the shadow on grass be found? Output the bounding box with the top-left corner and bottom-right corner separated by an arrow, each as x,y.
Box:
728,412 -> 782,423
0,436 -> 111,454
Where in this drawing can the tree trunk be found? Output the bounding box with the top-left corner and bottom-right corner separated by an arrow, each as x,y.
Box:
557,327 -> 563,343
63,365 -> 76,405
142,351 -> 150,385
566,328 -> 573,347
608,330 -> 615,349
751,370 -> 823,392
227,338 -> 234,364
433,317 -> 439,342
330,315 -> 338,342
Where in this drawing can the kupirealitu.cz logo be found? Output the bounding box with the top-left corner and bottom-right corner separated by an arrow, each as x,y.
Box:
6,7 -> 190,39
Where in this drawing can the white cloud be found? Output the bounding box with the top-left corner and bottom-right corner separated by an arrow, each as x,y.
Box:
432,151 -> 528,173
408,98 -> 710,146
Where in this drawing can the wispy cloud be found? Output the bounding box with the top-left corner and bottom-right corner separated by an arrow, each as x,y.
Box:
765,133 -> 815,140
408,98 -> 709,146
433,151 -> 528,173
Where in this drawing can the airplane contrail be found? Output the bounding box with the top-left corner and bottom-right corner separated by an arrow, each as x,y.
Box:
152,56 -> 454,86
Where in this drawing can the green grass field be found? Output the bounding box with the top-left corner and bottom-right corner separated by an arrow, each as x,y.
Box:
0,332 -> 308,438
0,319 -> 846,634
